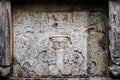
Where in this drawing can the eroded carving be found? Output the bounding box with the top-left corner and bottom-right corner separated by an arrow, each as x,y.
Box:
13,9 -> 88,77
49,34 -> 72,75
87,12 -> 108,77
109,1 -> 120,78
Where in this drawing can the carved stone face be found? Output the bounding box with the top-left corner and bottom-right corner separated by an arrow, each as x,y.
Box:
52,41 -> 67,50
49,35 -> 70,52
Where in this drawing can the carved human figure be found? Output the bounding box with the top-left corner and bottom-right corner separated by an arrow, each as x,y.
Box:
48,34 -> 72,75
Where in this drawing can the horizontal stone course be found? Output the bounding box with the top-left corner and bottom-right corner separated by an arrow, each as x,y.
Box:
9,78 -> 113,80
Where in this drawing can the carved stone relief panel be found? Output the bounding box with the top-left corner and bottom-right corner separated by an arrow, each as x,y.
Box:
13,5 -> 89,77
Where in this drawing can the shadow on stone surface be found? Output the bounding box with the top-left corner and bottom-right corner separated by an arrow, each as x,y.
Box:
0,75 -> 9,80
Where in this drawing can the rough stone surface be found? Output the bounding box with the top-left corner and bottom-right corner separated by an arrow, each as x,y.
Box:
13,4 -> 89,77
9,78 -> 113,80
0,67 -> 10,77
0,0 -> 11,77
12,3 -> 108,78
109,0 -> 120,66
0,0 -> 11,66
87,12 -> 108,77
109,1 -> 120,78
2,0 -> 120,79
109,65 -> 120,77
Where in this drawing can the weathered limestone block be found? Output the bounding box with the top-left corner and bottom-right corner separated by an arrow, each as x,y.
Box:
13,4 -> 88,77
0,0 -> 11,66
109,0 -> 120,65
109,0 -> 120,78
0,0 -> 11,77
87,12 -> 108,77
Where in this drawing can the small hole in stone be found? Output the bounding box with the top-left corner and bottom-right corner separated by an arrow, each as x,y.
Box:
54,23 -> 58,27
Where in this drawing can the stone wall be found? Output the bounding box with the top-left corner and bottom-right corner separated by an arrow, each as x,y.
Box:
12,1 -> 108,78
109,0 -> 120,78
13,4 -> 88,78
1,0 -> 120,79
0,0 -> 11,77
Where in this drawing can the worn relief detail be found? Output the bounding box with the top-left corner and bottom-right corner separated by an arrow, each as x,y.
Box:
87,12 -> 108,77
109,1 -> 120,65
109,1 -> 120,77
13,7 -> 88,77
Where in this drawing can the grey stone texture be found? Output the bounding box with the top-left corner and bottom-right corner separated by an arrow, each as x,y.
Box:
13,6 -> 88,77
109,0 -> 120,78
1,0 -> 120,79
12,3 -> 108,78
0,0 -> 11,77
